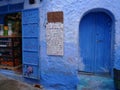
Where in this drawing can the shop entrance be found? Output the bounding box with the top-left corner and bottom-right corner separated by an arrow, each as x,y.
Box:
0,12 -> 22,73
0,8 -> 40,80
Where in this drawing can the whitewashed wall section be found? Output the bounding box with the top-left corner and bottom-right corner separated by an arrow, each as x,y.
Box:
46,23 -> 64,56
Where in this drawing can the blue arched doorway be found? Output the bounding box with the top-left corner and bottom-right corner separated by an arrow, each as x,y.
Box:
79,12 -> 113,75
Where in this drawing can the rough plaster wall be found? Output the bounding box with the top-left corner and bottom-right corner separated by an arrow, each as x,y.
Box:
39,1 -> 79,89
0,0 -> 24,6
114,20 -> 120,69
9,0 -> 24,4
0,1 -> 8,6
24,0 -> 40,9
39,0 -> 120,89
0,0 -> 120,89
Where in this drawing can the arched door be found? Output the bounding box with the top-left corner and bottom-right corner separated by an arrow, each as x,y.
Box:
80,12 -> 112,74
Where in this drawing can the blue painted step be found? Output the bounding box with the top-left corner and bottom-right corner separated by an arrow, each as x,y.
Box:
77,74 -> 115,90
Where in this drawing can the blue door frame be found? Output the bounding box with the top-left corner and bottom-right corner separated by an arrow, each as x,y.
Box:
22,8 -> 40,79
80,12 -> 112,74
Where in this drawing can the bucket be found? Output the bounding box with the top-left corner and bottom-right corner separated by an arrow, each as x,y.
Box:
114,68 -> 120,90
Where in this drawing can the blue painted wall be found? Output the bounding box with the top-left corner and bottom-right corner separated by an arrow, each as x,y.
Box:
39,0 -> 120,89
0,0 -> 120,90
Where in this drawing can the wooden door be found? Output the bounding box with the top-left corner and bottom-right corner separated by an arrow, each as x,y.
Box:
80,12 -> 112,74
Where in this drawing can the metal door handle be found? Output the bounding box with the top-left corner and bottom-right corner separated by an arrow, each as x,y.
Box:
96,40 -> 103,43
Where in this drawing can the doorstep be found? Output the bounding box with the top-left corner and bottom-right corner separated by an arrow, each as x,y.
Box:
77,73 -> 115,90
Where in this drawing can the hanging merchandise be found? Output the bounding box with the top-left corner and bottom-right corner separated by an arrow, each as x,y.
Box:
3,25 -> 8,36
0,24 -> 3,36
3,14 -> 9,36
8,23 -> 13,36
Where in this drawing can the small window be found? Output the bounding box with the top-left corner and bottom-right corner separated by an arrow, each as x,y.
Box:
29,0 -> 35,4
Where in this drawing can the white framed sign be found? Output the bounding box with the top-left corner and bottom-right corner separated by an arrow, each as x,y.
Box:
46,22 -> 64,56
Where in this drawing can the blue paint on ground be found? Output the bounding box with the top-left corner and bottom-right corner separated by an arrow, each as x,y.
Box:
0,69 -> 116,90
77,74 -> 115,90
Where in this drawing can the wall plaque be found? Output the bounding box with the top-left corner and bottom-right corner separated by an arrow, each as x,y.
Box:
46,22 -> 64,55
47,11 -> 63,23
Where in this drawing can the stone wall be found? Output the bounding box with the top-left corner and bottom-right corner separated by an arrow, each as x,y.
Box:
0,0 -> 24,6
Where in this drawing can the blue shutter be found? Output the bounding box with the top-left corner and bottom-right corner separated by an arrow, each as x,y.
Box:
22,8 -> 40,79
